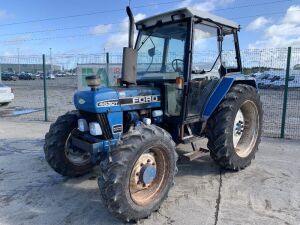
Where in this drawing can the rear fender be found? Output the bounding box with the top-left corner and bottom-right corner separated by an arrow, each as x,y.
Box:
201,74 -> 257,120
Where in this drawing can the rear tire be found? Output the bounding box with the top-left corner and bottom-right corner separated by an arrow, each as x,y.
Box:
207,84 -> 263,170
98,124 -> 177,222
44,111 -> 95,177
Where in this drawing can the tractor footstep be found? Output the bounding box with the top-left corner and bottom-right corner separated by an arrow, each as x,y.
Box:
180,148 -> 209,161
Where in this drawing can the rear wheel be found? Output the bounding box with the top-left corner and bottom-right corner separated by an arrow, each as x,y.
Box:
207,84 -> 263,170
44,111 -> 94,176
99,124 -> 177,222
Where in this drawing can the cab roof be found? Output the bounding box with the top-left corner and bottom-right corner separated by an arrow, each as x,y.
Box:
136,7 -> 239,29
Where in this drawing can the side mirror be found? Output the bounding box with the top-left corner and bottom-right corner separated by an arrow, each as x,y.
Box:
148,47 -> 155,57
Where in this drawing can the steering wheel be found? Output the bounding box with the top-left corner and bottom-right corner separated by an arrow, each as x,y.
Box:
172,59 -> 184,73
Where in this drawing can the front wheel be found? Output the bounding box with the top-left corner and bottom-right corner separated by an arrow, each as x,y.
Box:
207,84 -> 263,170
99,124 -> 177,222
44,111 -> 95,176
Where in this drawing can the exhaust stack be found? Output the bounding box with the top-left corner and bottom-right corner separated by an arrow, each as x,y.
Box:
121,6 -> 137,86
127,6 -> 134,48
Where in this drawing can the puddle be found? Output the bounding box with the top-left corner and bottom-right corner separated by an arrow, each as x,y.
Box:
0,107 -> 43,117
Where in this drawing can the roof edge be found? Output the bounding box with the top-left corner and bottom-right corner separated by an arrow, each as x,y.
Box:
136,7 -> 239,29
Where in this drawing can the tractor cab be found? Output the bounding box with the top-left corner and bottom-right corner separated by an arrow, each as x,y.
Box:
129,7 -> 243,140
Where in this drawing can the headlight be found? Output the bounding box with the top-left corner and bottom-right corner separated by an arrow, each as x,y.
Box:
89,122 -> 102,136
78,119 -> 88,132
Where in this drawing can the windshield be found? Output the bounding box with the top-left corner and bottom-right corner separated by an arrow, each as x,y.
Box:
136,22 -> 187,80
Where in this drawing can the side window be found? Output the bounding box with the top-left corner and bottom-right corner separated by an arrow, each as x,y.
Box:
222,33 -> 238,69
192,23 -> 220,79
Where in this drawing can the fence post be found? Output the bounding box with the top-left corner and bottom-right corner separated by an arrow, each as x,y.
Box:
280,46 -> 292,138
43,54 -> 48,122
106,52 -> 110,86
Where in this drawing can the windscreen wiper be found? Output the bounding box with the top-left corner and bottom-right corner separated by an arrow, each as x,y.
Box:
137,26 -> 158,51
193,50 -> 222,74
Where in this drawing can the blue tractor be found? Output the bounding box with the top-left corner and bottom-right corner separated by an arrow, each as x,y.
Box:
44,7 -> 263,222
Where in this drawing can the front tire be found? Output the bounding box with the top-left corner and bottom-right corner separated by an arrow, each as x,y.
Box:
207,84 -> 263,170
44,111 -> 95,176
99,124 -> 177,222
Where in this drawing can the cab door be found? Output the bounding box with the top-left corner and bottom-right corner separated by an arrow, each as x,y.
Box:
186,23 -> 221,118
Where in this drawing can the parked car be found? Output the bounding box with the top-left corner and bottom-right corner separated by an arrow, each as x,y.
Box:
27,73 -> 36,80
0,83 -> 14,106
66,72 -> 75,76
19,73 -> 36,80
34,73 -> 41,79
19,74 -> 30,80
47,73 -> 56,80
56,72 -> 66,77
1,73 -> 18,81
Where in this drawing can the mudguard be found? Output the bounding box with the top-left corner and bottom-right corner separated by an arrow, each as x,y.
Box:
201,74 -> 257,120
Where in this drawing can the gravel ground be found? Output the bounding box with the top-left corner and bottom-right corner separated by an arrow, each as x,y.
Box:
0,120 -> 299,225
1,77 -> 77,122
2,77 -> 300,139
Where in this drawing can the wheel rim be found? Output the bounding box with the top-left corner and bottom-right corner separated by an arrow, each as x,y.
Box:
64,129 -> 91,166
233,100 -> 259,158
129,146 -> 169,206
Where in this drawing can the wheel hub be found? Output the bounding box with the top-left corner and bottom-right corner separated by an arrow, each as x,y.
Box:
233,109 -> 245,148
131,153 -> 156,188
235,120 -> 244,135
140,165 -> 157,185
64,130 -> 91,166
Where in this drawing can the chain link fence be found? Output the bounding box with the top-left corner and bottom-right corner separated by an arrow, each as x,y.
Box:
1,48 -> 299,139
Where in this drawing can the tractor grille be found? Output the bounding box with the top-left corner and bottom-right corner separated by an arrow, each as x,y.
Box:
79,111 -> 113,139
97,113 -> 113,139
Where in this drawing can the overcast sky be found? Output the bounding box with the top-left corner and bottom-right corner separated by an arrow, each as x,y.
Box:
0,0 -> 299,56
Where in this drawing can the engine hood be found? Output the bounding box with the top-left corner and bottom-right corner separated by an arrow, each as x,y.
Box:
74,86 -> 161,113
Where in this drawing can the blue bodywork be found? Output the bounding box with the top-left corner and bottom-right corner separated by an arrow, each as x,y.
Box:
202,74 -> 256,119
73,74 -> 256,159
73,86 -> 162,158
74,86 -> 161,113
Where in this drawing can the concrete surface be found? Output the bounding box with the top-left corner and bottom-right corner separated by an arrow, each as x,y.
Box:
0,120 -> 299,225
